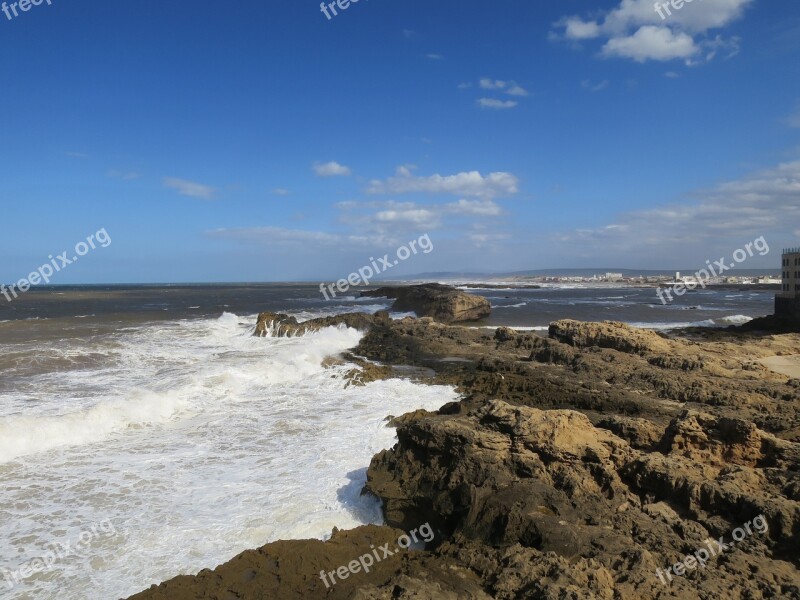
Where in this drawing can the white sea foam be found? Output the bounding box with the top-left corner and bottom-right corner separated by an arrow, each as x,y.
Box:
0,389 -> 188,463
719,314 -> 754,325
0,313 -> 458,600
626,315 -> 753,330
390,311 -> 417,319
288,304 -> 391,322
627,320 -> 716,330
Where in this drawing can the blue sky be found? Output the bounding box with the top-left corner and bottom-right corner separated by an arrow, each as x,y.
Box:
1,0 -> 799,282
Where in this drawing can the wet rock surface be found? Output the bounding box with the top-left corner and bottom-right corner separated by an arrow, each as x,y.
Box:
130,317 -> 800,600
254,310 -> 385,337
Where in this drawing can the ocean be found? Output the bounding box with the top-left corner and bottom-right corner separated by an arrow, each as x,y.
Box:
0,283 -> 775,599
462,283 -> 773,330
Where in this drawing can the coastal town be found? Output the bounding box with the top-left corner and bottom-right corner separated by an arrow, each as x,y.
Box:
518,271 -> 782,286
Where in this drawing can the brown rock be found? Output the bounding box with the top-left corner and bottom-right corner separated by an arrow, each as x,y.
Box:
360,284 -> 491,323
255,311 -> 380,337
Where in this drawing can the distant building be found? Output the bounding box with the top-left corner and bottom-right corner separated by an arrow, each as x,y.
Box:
780,247 -> 800,298
775,247 -> 800,323
605,273 -> 623,282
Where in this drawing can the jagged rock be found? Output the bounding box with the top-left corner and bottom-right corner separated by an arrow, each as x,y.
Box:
366,400 -> 800,599
254,310 -> 385,337
493,327 -> 515,342
596,415 -> 664,451
342,356 -> 393,387
360,284 -> 491,323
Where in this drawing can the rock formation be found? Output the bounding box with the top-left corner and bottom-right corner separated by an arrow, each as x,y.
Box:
254,310 -> 385,337
360,284 -> 491,323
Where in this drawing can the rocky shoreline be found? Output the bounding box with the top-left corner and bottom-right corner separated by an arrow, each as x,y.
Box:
129,309 -> 800,599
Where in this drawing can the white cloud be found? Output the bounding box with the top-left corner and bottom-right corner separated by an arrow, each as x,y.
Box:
602,26 -> 697,62
470,232 -> 511,247
507,84 -> 529,97
208,226 -> 342,244
272,188 -> 290,196
581,79 -> 610,92
686,34 -> 741,64
208,226 -> 388,248
650,0 -> 752,33
479,78 -> 506,90
313,161 -> 352,177
552,0 -> 753,64
375,208 -> 440,228
477,98 -> 518,110
211,194 -> 513,264
367,167 -> 519,199
337,202 -> 441,238
468,79 -> 529,109
395,164 -> 417,177
561,17 -> 601,40
478,78 -> 529,96
163,177 -> 216,200
335,198 -> 507,243
446,199 -> 503,216
427,53 -> 444,60
555,159 -> 800,259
